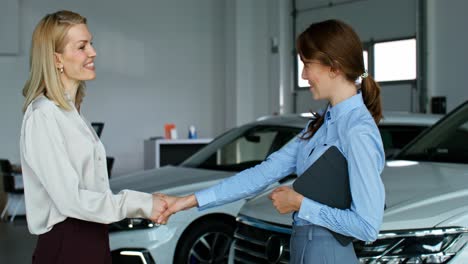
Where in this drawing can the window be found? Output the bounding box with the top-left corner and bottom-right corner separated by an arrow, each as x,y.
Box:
363,50 -> 368,72
374,38 -> 416,82
198,126 -> 300,171
297,55 -> 309,88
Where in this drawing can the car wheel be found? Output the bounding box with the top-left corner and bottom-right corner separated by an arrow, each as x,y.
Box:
174,219 -> 234,264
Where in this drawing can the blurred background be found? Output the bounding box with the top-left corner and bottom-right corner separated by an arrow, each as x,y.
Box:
2,0 -> 465,177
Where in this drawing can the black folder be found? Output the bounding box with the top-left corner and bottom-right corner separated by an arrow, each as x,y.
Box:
292,146 -> 353,245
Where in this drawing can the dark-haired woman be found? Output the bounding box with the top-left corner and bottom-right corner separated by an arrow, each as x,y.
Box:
156,19 -> 385,263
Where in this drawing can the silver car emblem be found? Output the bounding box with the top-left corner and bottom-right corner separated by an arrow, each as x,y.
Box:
265,235 -> 285,264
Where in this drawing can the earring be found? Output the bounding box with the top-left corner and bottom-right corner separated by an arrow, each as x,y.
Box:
59,67 -> 64,74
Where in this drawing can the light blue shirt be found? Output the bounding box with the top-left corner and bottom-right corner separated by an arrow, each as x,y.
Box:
195,92 -> 385,242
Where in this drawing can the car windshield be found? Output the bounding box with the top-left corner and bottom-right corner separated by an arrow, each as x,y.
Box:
379,125 -> 432,158
396,101 -> 468,163
181,125 -> 301,171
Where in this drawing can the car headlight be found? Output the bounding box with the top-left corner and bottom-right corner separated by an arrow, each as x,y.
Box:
109,218 -> 159,232
355,227 -> 468,264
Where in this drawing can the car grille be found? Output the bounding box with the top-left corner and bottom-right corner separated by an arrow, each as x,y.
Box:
232,215 -> 368,263
233,216 -> 291,264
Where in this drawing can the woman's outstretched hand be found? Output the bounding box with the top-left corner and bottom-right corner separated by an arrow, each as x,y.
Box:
153,194 -> 198,225
149,193 -> 168,222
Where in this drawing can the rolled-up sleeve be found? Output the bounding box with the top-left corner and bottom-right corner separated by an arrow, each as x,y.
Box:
23,110 -> 153,223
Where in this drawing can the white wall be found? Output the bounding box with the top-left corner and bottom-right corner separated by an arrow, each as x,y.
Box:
427,0 -> 468,112
0,0 -> 19,55
0,0 -> 228,176
223,0 -> 289,128
272,0 -> 294,115
0,0 -> 282,176
227,0 -> 271,127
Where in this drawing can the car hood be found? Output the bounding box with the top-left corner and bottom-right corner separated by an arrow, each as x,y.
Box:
239,161 -> 468,231
109,166 -> 234,194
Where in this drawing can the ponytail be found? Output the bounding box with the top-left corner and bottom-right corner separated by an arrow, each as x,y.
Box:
361,75 -> 383,124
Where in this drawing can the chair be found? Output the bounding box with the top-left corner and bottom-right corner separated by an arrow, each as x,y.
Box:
91,122 -> 104,138
106,157 -> 115,178
91,122 -> 114,178
0,159 -> 24,222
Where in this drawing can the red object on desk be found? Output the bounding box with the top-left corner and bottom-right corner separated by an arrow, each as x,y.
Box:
164,123 -> 176,139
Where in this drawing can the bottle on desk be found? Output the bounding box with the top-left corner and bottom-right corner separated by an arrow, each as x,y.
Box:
188,125 -> 197,139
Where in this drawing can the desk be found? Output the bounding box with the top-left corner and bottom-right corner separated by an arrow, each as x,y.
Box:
144,138 -> 212,170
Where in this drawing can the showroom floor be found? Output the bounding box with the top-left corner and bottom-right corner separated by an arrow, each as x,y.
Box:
0,218 -> 36,263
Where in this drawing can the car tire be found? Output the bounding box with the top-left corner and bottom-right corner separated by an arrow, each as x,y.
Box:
174,219 -> 235,264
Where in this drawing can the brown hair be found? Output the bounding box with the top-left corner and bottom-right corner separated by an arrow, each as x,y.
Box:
297,19 -> 382,140
22,10 -> 87,112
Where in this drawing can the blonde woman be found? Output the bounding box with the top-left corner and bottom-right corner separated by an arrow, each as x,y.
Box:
20,10 -> 166,264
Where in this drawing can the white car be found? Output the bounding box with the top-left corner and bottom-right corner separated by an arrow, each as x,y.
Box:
108,112 -> 441,264
229,102 -> 468,264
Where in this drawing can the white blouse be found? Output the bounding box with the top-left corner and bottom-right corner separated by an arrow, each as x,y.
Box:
20,95 -> 152,235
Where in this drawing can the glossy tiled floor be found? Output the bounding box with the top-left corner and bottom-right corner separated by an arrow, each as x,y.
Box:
0,217 -> 36,264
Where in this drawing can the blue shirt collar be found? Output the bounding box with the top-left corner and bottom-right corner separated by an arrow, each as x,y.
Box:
325,92 -> 364,123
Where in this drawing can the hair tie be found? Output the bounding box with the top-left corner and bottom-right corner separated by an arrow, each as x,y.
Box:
360,71 -> 368,79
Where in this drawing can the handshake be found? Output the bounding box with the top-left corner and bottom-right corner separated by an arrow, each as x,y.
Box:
146,186 -> 304,225
149,193 -> 198,225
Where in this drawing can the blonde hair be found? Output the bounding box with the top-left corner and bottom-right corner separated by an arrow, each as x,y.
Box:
22,10 -> 87,112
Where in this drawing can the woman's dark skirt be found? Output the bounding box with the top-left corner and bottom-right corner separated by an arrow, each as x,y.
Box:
32,218 -> 111,264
